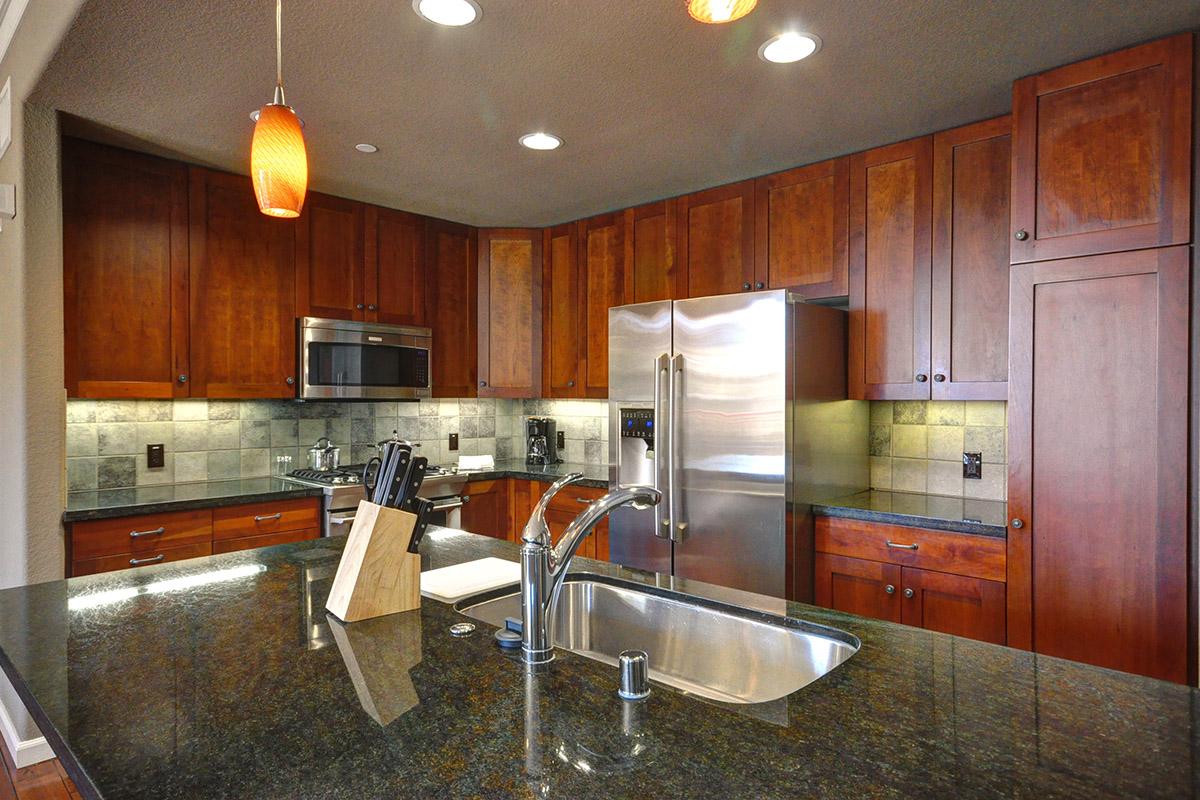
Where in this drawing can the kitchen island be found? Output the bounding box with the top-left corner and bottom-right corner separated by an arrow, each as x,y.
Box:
0,529 -> 1192,799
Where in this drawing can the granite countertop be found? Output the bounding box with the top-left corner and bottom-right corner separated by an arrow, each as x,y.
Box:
813,490 -> 1007,537
0,530 -> 1191,799
63,479 -> 325,523
461,459 -> 608,489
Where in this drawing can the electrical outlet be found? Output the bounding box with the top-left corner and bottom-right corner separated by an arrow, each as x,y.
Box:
448,433 -> 459,451
556,431 -> 565,450
963,452 -> 982,479
147,444 -> 165,469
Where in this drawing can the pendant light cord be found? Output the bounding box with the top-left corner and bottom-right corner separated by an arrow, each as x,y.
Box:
275,0 -> 283,88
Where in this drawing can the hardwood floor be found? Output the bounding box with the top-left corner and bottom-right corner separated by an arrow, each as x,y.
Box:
0,736 -> 77,800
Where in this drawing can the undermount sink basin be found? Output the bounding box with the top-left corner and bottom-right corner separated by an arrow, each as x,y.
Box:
455,573 -> 859,704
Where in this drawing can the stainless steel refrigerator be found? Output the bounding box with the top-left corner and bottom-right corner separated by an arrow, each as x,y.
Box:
608,290 -> 868,602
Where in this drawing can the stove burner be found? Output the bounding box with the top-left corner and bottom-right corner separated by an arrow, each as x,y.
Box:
288,468 -> 361,485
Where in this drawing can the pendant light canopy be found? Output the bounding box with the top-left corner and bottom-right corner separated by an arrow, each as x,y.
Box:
686,0 -> 757,24
251,0 -> 307,218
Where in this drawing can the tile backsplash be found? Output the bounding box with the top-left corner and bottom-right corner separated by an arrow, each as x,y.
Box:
66,398 -> 610,491
868,400 -> 1007,501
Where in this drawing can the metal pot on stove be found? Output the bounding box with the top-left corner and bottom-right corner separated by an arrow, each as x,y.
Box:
307,437 -> 340,471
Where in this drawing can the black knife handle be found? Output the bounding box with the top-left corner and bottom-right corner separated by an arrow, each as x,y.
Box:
407,497 -> 434,554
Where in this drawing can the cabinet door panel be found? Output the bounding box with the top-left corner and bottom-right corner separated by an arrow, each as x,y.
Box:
848,137 -> 933,400
814,553 -> 901,623
901,566 -> 1006,645
367,206 -> 425,326
295,193 -> 364,321
461,479 -> 512,540
1011,34 -> 1191,262
62,138 -> 190,398
931,117 -> 1011,400
188,168 -> 297,398
754,157 -> 849,298
623,200 -> 679,303
425,219 -> 477,397
478,229 -> 542,398
542,224 -> 582,397
580,213 -> 625,398
1008,247 -> 1188,683
678,181 -> 755,298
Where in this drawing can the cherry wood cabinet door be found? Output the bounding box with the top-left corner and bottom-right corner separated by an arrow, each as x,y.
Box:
460,479 -> 512,540
1008,246 -> 1189,683
478,228 -> 542,398
541,224 -> 583,398
677,181 -> 755,298
848,136 -> 933,400
424,218 -> 477,398
814,553 -> 902,623
62,138 -> 190,399
931,117 -> 1012,401
188,168 -> 297,398
295,192 -> 365,321
579,212 -> 626,398
753,157 -> 849,299
900,566 -> 1006,645
623,200 -> 679,303
366,206 -> 426,326
1010,33 -> 1192,263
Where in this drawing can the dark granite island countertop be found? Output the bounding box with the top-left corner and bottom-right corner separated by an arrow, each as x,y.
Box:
63,478 -> 325,523
461,458 -> 609,489
0,530 -> 1191,799
813,489 -> 1008,537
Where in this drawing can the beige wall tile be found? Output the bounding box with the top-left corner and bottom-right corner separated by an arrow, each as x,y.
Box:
964,425 -> 1006,464
927,426 -> 964,462
892,458 -> 927,493
926,401 -> 965,426
963,467 -> 1005,501
927,460 -> 963,497
965,401 -> 1005,427
870,401 -> 894,424
892,425 -> 927,459
870,456 -> 892,490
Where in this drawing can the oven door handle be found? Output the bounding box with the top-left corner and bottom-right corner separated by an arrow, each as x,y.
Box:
328,511 -> 358,527
430,496 -> 467,512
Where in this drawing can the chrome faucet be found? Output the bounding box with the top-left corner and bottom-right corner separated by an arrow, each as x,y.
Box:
520,475 -> 661,665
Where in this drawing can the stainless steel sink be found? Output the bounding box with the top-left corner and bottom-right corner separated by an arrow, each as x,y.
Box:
455,574 -> 859,704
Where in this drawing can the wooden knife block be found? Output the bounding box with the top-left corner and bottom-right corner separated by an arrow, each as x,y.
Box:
325,500 -> 421,622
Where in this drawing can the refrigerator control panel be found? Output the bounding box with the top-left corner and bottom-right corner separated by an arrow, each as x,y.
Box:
619,408 -> 655,443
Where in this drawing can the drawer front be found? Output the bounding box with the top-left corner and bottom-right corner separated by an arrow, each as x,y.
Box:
815,517 -> 1005,582
72,509 -> 213,560
72,542 -> 213,577
213,499 -> 320,541
546,484 -> 606,513
213,527 -> 320,555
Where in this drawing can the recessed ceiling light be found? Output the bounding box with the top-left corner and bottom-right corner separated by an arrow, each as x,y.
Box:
355,143 -> 378,153
519,132 -> 562,151
412,0 -> 480,27
759,32 -> 821,64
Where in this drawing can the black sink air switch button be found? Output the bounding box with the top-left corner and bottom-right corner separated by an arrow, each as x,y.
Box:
494,628 -> 522,649
147,444 -> 165,469
963,452 -> 983,479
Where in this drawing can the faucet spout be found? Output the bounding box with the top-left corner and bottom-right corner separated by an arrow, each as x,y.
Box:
520,484 -> 662,665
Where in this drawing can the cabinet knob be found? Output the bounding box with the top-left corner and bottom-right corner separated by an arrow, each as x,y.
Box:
479,380 -> 488,388
356,303 -> 365,310
285,376 -> 295,386
904,588 -> 915,599
915,373 -> 928,383
368,304 -> 377,311
755,281 -> 764,290
567,380 -> 575,387
885,584 -> 895,595
742,282 -> 752,291
1014,229 -> 1029,241
1010,518 -> 1024,529
177,374 -> 188,384
933,373 -> 946,382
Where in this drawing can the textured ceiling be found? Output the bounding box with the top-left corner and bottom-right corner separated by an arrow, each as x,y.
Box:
32,0 -> 1200,227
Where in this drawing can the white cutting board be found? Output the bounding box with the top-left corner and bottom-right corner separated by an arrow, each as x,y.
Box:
420,557 -> 521,604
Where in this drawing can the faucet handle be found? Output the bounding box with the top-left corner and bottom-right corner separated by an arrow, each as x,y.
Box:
522,472 -> 585,544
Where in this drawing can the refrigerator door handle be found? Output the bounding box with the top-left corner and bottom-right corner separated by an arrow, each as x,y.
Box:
653,353 -> 671,539
669,353 -> 686,542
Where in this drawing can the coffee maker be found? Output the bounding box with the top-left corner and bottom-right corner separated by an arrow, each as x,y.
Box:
525,417 -> 561,465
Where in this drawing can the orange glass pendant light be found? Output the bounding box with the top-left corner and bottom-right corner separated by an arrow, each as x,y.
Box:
251,0 -> 307,218
686,0 -> 757,24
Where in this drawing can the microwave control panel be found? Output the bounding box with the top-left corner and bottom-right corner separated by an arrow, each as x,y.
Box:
619,408 -> 655,443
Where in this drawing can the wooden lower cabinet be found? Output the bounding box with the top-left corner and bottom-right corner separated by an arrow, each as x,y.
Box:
815,553 -> 902,623
460,479 -> 515,540
72,542 -> 214,577
213,527 -> 319,554
456,478 -> 610,560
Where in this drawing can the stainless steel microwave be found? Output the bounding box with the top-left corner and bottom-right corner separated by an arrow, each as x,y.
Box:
299,317 -> 432,400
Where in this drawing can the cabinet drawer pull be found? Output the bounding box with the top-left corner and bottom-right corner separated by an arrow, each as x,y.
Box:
129,527 -> 166,539
129,554 -> 165,566
254,513 -> 283,522
886,540 -> 918,551
574,497 -> 592,505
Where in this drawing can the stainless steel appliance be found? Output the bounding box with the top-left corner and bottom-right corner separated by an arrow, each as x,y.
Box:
525,417 -> 561,465
607,290 -> 868,602
299,317 -> 431,401
283,464 -> 467,536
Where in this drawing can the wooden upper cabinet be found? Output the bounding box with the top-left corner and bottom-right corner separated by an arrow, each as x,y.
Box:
1008,247 -> 1189,683
188,167 -> 297,398
478,228 -> 542,398
62,138 -> 190,399
542,223 -> 583,398
677,181 -> 755,297
366,206 -> 426,326
579,212 -> 625,398
754,157 -> 849,299
1011,33 -> 1192,263
931,117 -> 1012,400
424,218 -> 477,398
623,199 -> 679,303
295,193 -> 365,321
848,136 -> 933,400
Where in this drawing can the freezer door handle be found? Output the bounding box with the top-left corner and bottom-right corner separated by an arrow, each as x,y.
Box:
653,353 -> 671,539
668,353 -> 687,542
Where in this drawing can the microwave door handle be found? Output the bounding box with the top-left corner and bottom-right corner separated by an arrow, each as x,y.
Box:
669,354 -> 685,542
653,353 -> 671,540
